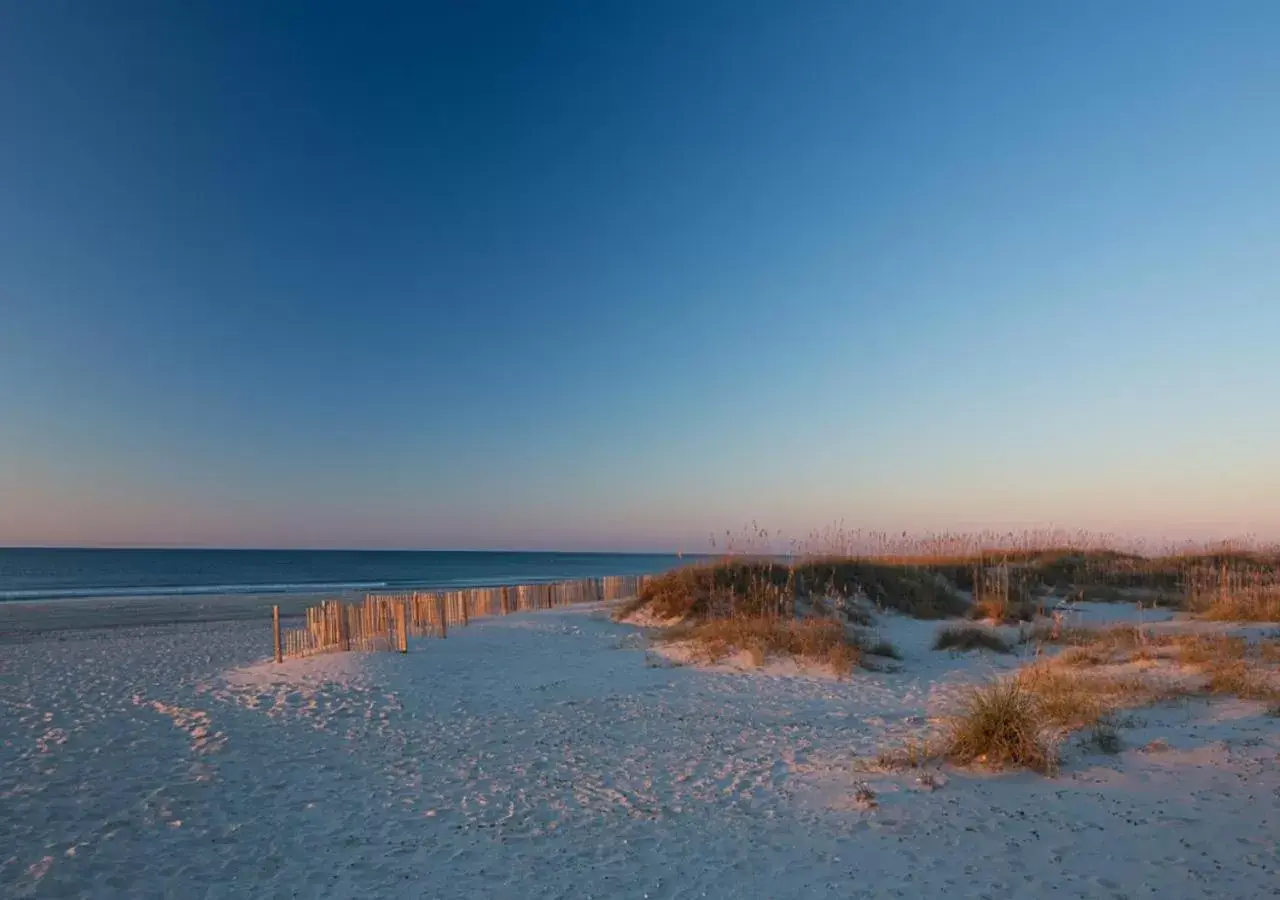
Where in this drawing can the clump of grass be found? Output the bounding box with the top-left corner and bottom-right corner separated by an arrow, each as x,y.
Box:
1029,624 -> 1101,646
840,603 -> 875,627
968,563 -> 1043,623
875,738 -> 935,771
1187,563 -> 1280,621
863,636 -> 903,660
1082,717 -> 1123,754
615,561 -> 798,623
889,661 -> 1179,776
1015,664 -> 1111,731
942,680 -> 1057,775
1259,639 -> 1280,664
1203,660 -> 1279,701
614,566 -> 712,621
1038,625 -> 1280,708
852,783 -> 878,809
658,617 -> 862,676
1044,625 -> 1176,667
916,772 -> 941,791
942,667 -> 1150,773
1054,644 -> 1114,667
1034,623 -> 1165,656
1172,634 -> 1248,665
933,624 -> 1013,654
971,595 -> 1039,624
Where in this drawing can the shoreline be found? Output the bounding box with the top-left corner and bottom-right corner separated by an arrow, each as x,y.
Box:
0,591 -> 354,636
0,570 -> 656,636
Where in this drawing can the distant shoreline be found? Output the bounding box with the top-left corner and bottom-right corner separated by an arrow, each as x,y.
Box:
0,590 -> 367,636
0,547 -> 689,610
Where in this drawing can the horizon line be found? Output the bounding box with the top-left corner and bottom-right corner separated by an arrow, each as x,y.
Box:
0,544 -> 698,554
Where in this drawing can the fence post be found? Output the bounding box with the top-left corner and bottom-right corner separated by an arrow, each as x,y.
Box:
273,605 -> 282,663
396,600 -> 408,652
437,594 -> 448,638
462,591 -> 470,626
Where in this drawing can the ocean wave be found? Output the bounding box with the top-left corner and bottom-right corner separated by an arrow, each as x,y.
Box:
0,581 -> 390,602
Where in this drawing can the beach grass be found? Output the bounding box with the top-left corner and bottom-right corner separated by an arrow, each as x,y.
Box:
656,617 -> 862,675
933,624 -> 1014,654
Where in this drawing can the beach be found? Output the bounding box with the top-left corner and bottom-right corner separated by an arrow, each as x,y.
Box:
3,597 -> 1278,899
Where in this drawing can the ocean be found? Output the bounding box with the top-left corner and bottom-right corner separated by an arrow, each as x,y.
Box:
0,548 -> 684,602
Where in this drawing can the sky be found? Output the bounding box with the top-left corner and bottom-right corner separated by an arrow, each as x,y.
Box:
1,1 -> 1278,551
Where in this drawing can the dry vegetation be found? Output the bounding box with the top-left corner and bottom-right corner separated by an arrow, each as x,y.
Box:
629,529 -> 1280,627
1187,563 -> 1280,621
656,618 -> 863,676
621,528 -> 1280,695
942,680 -> 1058,774
615,554 -> 916,676
614,557 -> 969,624
933,624 -> 1013,654
884,623 -> 1280,776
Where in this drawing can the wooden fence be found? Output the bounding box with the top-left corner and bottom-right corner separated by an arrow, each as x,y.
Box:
273,573 -> 654,662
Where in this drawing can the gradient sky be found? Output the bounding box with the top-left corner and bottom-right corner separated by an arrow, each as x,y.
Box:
2,1 -> 1278,550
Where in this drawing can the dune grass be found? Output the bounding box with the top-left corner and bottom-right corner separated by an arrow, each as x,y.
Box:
621,533 -> 1280,716
884,617 -> 1280,776
622,533 -> 1280,630
656,617 -> 863,676
941,680 -> 1058,774
616,558 -> 971,627
1192,582 -> 1280,622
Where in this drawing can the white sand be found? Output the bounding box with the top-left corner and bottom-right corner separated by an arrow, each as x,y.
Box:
2,601 -> 1279,898
0,590 -> 358,634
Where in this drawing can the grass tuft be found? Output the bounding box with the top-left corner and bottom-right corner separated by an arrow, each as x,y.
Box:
1172,634 -> 1248,665
863,637 -> 903,660
942,680 -> 1057,775
933,624 -> 1013,654
1015,664 -> 1113,730
1187,564 -> 1280,621
1082,717 -> 1123,754
971,595 -> 1040,624
1203,660 -> 1279,701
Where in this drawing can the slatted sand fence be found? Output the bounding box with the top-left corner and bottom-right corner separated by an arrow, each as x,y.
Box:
273,573 -> 655,662
275,596 -> 408,661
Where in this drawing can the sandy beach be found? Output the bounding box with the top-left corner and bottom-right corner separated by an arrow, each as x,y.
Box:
0,591 -> 364,635
3,599 -> 1279,899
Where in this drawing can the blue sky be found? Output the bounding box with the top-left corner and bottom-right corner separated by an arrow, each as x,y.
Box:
2,1 -> 1278,550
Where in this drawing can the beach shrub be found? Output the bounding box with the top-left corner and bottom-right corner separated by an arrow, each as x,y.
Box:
863,637 -> 902,660
943,680 -> 1057,774
1083,718 -> 1123,754
933,624 -> 1012,654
